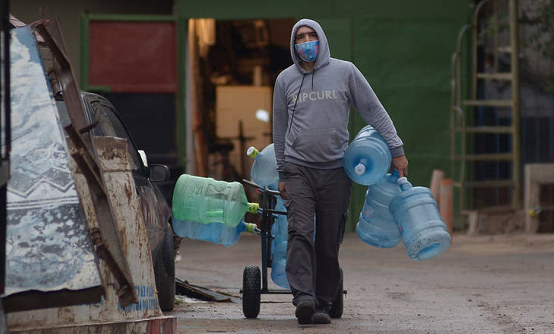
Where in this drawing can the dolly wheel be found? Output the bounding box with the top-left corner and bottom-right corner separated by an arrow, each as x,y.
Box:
242,265 -> 261,318
329,267 -> 343,318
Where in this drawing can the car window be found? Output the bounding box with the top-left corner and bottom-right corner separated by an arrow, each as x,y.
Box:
90,101 -> 144,174
91,102 -> 117,137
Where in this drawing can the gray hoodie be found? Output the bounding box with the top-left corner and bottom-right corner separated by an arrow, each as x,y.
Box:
273,18 -> 404,181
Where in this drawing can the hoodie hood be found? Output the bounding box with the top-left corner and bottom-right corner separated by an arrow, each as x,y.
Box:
290,19 -> 330,73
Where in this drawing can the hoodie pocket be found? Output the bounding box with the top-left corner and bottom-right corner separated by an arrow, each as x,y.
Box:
291,129 -> 342,162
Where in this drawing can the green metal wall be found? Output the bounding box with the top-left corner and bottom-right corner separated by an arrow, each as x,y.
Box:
178,0 -> 471,230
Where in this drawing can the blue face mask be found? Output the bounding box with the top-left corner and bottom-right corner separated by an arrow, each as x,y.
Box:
295,40 -> 319,63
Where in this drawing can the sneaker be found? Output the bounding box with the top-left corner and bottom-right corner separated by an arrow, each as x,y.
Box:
312,307 -> 331,324
295,300 -> 315,324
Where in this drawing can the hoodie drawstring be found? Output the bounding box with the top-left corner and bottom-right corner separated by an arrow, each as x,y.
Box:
288,73 -> 307,133
311,69 -> 315,90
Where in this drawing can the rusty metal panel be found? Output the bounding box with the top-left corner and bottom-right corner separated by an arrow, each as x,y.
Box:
65,125 -> 137,307
94,137 -> 162,318
2,27 -> 103,311
32,20 -> 87,132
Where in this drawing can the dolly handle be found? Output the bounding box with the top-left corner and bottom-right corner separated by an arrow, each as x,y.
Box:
242,179 -> 281,197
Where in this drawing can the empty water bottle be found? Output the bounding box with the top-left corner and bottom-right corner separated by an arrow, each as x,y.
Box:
270,198 -> 290,289
270,213 -> 288,253
173,219 -> 257,247
356,170 -> 402,248
247,144 -> 279,190
271,240 -> 289,288
389,177 -> 452,261
172,174 -> 259,228
343,125 -> 392,185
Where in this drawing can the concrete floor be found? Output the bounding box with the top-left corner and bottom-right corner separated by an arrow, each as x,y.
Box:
168,232 -> 554,334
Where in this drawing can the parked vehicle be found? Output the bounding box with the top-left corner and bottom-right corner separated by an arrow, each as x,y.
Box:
56,92 -> 176,311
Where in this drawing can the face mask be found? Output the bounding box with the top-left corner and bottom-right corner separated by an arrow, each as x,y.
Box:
295,40 -> 319,63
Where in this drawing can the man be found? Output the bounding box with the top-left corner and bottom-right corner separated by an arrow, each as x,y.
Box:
273,19 -> 408,325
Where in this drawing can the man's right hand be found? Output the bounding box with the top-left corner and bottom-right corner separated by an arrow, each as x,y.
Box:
391,155 -> 409,178
278,181 -> 287,200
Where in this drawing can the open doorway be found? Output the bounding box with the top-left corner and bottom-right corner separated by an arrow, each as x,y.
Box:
186,18 -> 295,182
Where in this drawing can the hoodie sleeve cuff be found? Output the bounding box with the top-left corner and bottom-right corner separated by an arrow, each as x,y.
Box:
391,146 -> 405,157
278,172 -> 285,182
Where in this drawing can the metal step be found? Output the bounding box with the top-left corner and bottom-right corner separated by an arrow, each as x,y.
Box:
497,46 -> 512,53
463,180 -> 515,188
453,153 -> 514,161
462,99 -> 513,107
476,72 -> 513,81
454,126 -> 513,134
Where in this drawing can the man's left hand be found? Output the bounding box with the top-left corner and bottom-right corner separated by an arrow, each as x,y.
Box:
391,155 -> 409,178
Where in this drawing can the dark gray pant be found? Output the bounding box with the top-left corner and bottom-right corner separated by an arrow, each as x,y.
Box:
284,162 -> 352,307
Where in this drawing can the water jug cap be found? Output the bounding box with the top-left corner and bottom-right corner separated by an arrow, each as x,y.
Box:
247,146 -> 259,159
248,202 -> 260,213
245,223 -> 257,234
354,162 -> 367,175
397,177 -> 413,190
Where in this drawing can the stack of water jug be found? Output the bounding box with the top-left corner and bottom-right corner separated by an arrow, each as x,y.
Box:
343,125 -> 451,260
171,124 -> 451,291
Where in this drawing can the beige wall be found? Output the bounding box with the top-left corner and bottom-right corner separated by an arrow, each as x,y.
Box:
10,0 -> 174,83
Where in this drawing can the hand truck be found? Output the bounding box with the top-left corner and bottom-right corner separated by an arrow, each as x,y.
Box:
240,179 -> 344,319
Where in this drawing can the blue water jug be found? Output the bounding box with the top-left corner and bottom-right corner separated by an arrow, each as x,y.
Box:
343,125 -> 392,185
356,170 -> 402,248
270,198 -> 290,288
388,177 -> 452,260
271,240 -> 288,288
247,144 -> 279,190
173,218 -> 257,247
